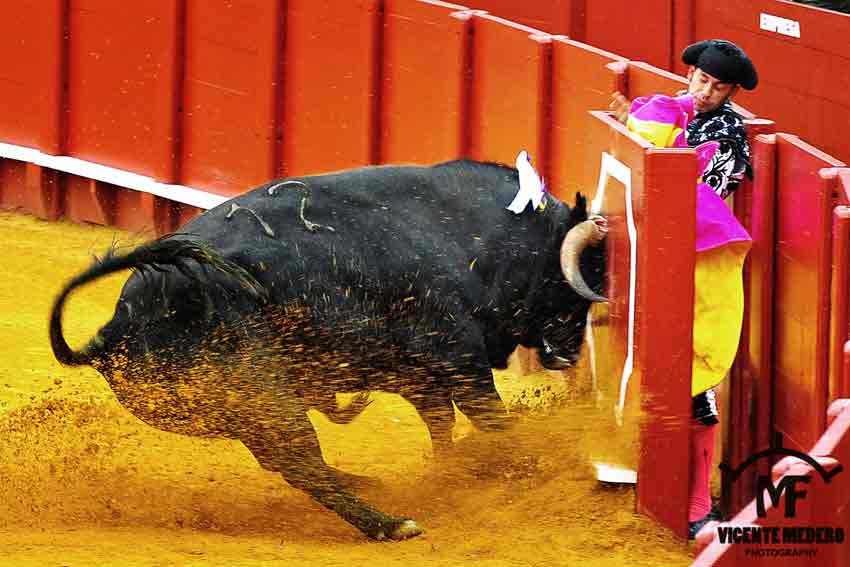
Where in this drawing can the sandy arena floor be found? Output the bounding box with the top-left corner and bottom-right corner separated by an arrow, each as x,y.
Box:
0,212 -> 692,566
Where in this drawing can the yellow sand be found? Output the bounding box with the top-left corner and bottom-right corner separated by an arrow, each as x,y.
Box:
0,212 -> 692,566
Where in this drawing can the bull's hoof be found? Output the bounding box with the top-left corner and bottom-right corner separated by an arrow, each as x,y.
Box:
373,519 -> 422,541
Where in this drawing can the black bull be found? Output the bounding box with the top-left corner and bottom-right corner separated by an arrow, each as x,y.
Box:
49,159 -> 607,540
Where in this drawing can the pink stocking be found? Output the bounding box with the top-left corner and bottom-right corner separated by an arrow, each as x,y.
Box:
689,421 -> 717,522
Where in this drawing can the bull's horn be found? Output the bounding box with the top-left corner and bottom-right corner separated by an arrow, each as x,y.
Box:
560,216 -> 608,302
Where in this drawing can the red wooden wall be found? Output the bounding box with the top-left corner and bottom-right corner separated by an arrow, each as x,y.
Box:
0,2 -> 66,155
181,0 -> 282,192
465,0 -> 850,166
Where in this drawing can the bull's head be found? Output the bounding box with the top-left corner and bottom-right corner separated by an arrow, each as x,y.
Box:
538,213 -> 608,370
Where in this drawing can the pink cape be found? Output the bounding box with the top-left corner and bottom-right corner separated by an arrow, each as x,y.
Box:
628,94 -> 752,252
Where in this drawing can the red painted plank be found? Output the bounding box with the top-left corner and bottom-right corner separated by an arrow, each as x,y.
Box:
173,202 -> 205,229
839,169 -> 850,207
550,38 -> 626,201
380,0 -> 468,164
726,125 -> 777,516
639,146 -> 697,541
112,189 -> 158,236
586,0 -> 674,70
772,134 -> 845,451
461,0 -> 580,36
696,0 -> 850,65
0,1 -> 65,154
467,14 -> 551,174
181,0 -> 282,195
281,0 -> 381,177
626,61 -> 688,100
845,342 -> 850,405
0,162 -> 63,221
63,176 -> 111,226
67,0 -> 181,180
671,0 -> 696,76
0,161 -> 30,214
830,204 -> 850,403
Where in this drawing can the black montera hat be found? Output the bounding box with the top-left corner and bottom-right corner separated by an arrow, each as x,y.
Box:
682,39 -> 758,90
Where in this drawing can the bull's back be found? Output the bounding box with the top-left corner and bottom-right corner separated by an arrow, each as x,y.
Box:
186,162 -> 520,243
177,161 -> 568,316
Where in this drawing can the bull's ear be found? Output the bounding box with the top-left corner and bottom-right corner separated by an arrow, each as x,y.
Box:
573,192 -> 588,221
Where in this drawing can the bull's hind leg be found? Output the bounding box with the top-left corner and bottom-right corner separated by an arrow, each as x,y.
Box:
240,406 -> 421,541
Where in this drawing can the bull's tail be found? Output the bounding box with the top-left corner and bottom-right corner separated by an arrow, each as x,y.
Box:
49,235 -> 267,367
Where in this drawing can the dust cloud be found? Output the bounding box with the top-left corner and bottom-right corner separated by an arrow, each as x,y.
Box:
0,212 -> 691,566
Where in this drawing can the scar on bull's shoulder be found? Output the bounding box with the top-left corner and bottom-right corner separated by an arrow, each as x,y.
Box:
225,202 -> 276,237
266,179 -> 336,233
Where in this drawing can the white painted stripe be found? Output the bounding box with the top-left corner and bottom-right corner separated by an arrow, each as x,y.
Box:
0,142 -> 42,164
589,152 -> 636,426
0,142 -> 228,210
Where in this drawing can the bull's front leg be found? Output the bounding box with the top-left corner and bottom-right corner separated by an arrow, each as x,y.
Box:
451,364 -> 515,433
240,395 -> 421,541
441,326 -> 515,433
405,387 -> 456,458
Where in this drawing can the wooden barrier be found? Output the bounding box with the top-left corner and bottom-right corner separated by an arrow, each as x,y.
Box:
772,135 -> 846,453
0,3 -> 65,154
380,0 -> 470,164
724,122 -> 778,516
830,202 -> 850,404
282,0 -> 381,177
671,0 -> 697,77
466,14 -> 551,177
62,2 -> 183,229
464,0 -> 673,70
66,1 -> 181,181
624,61 -> 687,99
586,0 -> 674,71
181,0 -> 282,194
830,171 -> 850,403
550,38 -> 626,199
460,0 -> 580,36
0,3 -> 65,220
584,110 -> 697,540
0,161 -> 62,221
463,0 -> 850,165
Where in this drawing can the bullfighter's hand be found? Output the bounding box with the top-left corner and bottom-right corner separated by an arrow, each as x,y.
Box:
609,92 -> 631,125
